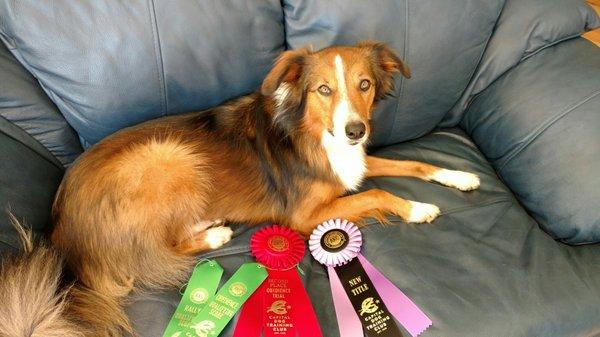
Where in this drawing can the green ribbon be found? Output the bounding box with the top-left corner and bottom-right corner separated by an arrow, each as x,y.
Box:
162,260 -> 223,337
185,262 -> 268,337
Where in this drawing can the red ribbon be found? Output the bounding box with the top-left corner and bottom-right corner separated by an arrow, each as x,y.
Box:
287,269 -> 322,337
233,283 -> 263,336
233,225 -> 322,337
234,269 -> 321,337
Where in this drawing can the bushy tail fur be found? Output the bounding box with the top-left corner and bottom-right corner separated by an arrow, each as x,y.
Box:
0,215 -> 131,337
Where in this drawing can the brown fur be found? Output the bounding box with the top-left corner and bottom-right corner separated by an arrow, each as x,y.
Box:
1,41 -> 478,336
0,215 -> 89,337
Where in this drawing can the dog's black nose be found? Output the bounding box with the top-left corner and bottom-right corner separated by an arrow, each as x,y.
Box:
345,121 -> 366,141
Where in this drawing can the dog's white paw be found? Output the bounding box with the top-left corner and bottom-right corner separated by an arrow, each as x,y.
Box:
407,201 -> 440,223
430,169 -> 480,191
204,226 -> 233,249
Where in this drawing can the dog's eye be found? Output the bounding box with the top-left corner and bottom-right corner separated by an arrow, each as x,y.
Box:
317,85 -> 332,96
359,79 -> 371,92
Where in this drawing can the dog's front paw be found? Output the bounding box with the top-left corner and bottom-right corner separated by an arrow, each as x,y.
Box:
204,226 -> 233,249
430,169 -> 480,191
406,201 -> 440,223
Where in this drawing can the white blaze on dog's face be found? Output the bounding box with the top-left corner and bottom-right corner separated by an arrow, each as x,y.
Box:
261,42 -> 411,190
331,54 -> 368,145
309,51 -> 376,190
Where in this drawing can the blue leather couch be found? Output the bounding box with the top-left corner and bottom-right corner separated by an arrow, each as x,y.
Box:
1,1 -> 599,336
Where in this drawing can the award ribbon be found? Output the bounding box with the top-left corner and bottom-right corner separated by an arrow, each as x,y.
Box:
186,262 -> 268,337
162,260 -> 223,337
309,219 -> 432,337
233,225 -> 322,337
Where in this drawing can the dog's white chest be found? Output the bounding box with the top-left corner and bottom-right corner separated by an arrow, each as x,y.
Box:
321,132 -> 366,191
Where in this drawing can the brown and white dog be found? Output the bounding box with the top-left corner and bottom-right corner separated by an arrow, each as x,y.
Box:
0,41 -> 479,337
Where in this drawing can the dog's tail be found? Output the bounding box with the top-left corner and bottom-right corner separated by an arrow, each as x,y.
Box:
0,215 -> 130,337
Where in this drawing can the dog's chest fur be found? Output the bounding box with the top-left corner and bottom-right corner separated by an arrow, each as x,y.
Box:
321,131 -> 367,191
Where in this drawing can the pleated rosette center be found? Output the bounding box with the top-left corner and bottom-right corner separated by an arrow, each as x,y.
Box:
250,225 -> 305,270
309,219 -> 363,267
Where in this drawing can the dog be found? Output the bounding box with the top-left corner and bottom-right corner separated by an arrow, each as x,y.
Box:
0,41 -> 479,337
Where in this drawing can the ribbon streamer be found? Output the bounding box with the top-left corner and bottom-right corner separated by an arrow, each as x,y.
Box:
162,260 -> 223,337
309,219 -> 432,337
233,225 -> 322,337
358,255 -> 432,337
186,262 -> 268,337
328,266 -> 363,337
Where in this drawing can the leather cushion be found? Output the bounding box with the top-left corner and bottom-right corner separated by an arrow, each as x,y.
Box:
0,118 -> 64,255
443,0 -> 600,125
462,38 -> 600,244
0,0 -> 285,146
125,129 -> 600,336
0,41 -> 82,166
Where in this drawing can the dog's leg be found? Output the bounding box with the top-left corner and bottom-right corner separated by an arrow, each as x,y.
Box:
365,156 -> 480,191
292,189 -> 440,236
174,226 -> 233,255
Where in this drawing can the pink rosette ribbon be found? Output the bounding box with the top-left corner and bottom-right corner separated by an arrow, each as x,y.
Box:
233,225 -> 322,337
309,219 -> 432,337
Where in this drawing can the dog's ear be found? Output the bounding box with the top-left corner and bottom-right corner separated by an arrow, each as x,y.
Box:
261,48 -> 311,96
358,41 -> 410,100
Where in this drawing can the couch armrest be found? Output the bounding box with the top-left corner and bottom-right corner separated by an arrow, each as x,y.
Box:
0,40 -> 82,166
0,117 -> 64,255
461,37 -> 600,244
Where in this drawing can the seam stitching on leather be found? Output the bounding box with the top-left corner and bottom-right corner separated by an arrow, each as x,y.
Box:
147,0 -> 168,116
497,89 -> 600,172
438,197 -> 512,216
465,35 -> 583,122
386,0 -> 409,145
362,197 -> 513,226
520,34 -> 582,63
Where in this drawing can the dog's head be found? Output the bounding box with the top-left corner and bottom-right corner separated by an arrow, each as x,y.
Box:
261,41 -> 410,147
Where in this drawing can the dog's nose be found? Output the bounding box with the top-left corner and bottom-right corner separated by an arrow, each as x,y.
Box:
345,121 -> 366,141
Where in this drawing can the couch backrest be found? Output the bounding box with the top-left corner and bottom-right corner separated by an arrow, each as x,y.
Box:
0,0 -> 503,148
0,0 -> 285,147
0,0 -> 597,152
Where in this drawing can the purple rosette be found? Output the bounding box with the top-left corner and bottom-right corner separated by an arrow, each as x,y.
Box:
309,219 -> 362,267
309,219 -> 432,337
